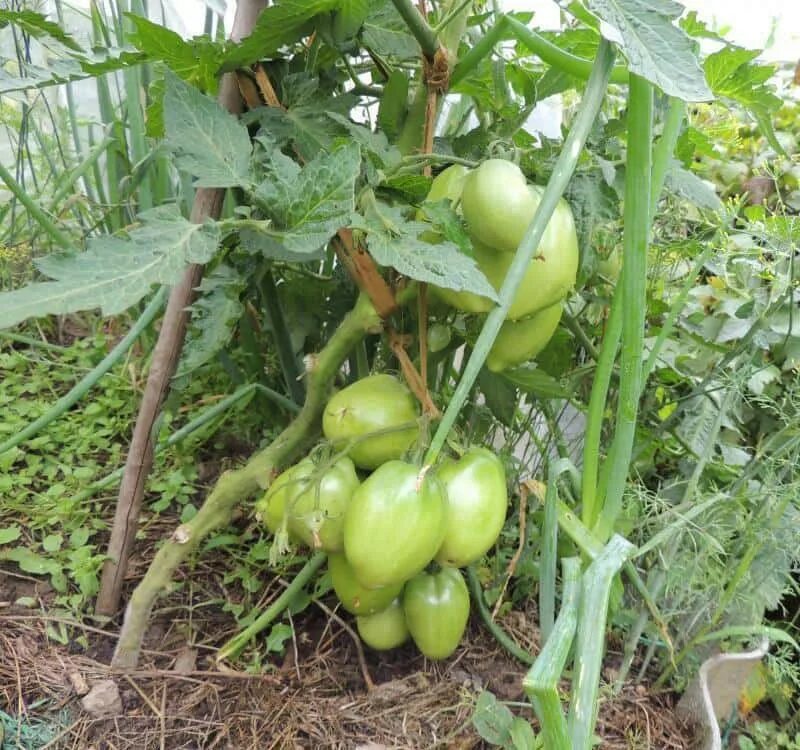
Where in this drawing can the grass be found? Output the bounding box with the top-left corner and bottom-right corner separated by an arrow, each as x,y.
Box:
0,326 -> 272,614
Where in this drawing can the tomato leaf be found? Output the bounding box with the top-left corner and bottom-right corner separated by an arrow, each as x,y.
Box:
177,265 -> 245,377
0,206 -> 220,329
245,74 -> 356,162
664,161 -> 722,211
125,14 -> 223,93
163,70 -> 252,188
352,200 -> 498,300
220,0 -> 340,71
703,47 -> 784,156
584,0 -> 712,101
362,1 -> 419,59
250,141 -> 362,256
0,9 -> 83,52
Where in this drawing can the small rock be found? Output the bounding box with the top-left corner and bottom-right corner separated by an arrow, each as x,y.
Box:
173,646 -> 198,674
81,679 -> 122,717
68,671 -> 89,696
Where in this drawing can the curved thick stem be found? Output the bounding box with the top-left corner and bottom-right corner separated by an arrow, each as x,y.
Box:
112,295 -> 381,668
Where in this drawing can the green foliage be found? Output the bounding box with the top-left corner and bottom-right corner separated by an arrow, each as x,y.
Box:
164,70 -> 253,188
0,337 -> 194,609
250,141 -> 362,256
472,691 -> 542,750
739,722 -> 800,750
0,207 -> 220,328
583,0 -> 712,100
220,0 -> 341,71
352,198 -> 499,299
1,1 -> 799,744
126,14 -> 223,93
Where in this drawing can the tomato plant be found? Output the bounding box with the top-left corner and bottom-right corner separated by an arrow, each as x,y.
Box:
403,567 -> 470,660
2,0 -> 794,746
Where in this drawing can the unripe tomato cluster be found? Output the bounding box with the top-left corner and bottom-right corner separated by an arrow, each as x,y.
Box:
256,374 -> 508,660
428,159 -> 580,371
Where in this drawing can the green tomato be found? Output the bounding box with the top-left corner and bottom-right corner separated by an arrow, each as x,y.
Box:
435,448 -> 508,567
356,598 -> 409,650
427,322 -> 451,353
328,552 -> 403,616
258,457 -> 359,552
344,460 -> 446,589
474,194 -> 578,318
418,164 -> 471,243
322,374 -> 419,470
424,164 -> 470,207
403,567 -> 470,660
597,247 -> 622,282
255,484 -> 287,536
461,159 -> 537,253
433,219 -> 576,321
430,253 -> 495,314
486,300 -> 563,372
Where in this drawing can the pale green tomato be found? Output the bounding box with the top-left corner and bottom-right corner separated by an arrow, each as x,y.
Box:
344,460 -> 446,589
403,567 -> 470,660
460,159 -> 537,253
356,598 -> 409,650
257,456 -> 359,553
328,553 -> 403,616
435,448 -> 508,567
322,375 -> 419,470
486,300 -> 563,372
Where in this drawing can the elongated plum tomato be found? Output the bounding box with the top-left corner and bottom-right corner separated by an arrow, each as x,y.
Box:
433,213 -> 577,320
344,460 -> 446,589
486,300 -> 563,373
328,552 -> 403,616
322,374 -> 419,470
435,448 -> 508,567
403,567 -> 470,660
460,159 -> 537,253
473,203 -> 576,318
257,456 -> 359,552
356,598 -> 409,650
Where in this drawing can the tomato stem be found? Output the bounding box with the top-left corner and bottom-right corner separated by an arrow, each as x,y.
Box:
450,15 -> 628,89
390,0 -> 440,59
112,294 -> 382,668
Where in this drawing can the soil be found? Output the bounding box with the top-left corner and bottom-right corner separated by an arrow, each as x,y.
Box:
0,529 -> 693,750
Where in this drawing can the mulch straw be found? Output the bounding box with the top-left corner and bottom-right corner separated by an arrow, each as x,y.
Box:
0,587 -> 692,749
